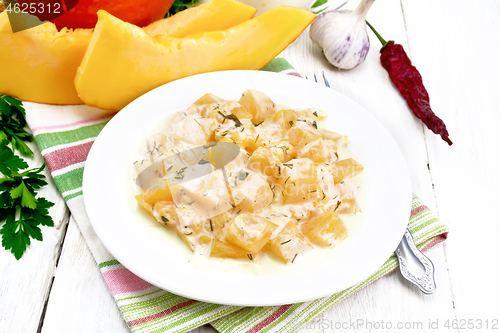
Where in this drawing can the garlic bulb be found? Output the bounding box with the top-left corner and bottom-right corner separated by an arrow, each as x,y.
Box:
310,0 -> 375,70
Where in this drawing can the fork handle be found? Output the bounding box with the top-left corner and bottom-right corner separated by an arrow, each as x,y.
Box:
395,228 -> 436,294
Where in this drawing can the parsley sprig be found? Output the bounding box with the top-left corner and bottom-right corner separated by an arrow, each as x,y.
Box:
0,95 -> 33,155
0,95 -> 54,259
166,0 -> 201,16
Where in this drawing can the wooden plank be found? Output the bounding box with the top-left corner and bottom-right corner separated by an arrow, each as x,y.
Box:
40,217 -> 130,333
0,140 -> 70,332
402,0 -> 500,324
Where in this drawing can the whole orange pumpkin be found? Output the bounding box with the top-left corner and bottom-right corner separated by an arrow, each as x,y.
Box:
50,0 -> 175,29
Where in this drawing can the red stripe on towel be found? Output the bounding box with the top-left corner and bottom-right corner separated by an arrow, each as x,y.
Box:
103,268 -> 154,295
247,304 -> 293,333
31,112 -> 117,134
410,205 -> 429,217
44,141 -> 94,172
127,300 -> 198,327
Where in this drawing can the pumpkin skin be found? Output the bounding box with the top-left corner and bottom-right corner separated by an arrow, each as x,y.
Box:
75,7 -> 315,110
51,0 -> 175,29
0,0 -> 256,105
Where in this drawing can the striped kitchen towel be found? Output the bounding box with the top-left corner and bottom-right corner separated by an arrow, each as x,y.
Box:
23,58 -> 449,333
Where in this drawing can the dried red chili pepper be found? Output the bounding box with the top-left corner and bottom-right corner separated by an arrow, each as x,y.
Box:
366,21 -> 452,145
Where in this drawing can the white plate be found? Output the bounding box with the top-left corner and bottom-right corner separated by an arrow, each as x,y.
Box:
83,70 -> 411,306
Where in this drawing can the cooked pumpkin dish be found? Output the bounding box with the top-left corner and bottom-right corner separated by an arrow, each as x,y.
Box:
134,90 -> 364,264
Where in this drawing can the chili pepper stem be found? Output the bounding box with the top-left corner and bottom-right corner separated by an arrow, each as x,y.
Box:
366,20 -> 388,47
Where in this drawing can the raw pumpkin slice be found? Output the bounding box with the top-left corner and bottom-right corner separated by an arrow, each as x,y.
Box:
0,12 -> 92,104
75,7 -> 315,111
0,0 -> 256,105
143,0 -> 256,37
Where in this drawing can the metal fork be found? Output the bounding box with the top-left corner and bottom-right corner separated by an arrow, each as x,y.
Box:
305,70 -> 331,87
308,70 -> 437,294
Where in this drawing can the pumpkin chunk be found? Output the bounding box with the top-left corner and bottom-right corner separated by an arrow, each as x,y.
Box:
336,197 -> 360,215
300,211 -> 348,246
225,213 -> 277,252
135,194 -> 154,218
239,90 -> 277,124
215,119 -> 259,151
211,239 -> 254,259
170,169 -> 234,221
280,159 -> 321,204
258,109 -> 297,144
296,138 -> 338,163
234,173 -> 274,213
268,221 -> 313,263
288,122 -> 322,149
142,178 -> 173,205
331,158 -> 364,184
247,147 -> 282,180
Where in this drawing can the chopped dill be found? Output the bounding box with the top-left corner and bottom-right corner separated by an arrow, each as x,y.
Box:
218,111 -> 242,127
268,185 -> 276,206
278,146 -> 289,155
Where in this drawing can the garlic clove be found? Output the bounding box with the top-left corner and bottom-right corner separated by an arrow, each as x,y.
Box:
310,0 -> 374,70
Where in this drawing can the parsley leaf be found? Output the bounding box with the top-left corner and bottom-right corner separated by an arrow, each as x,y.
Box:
0,94 -> 33,155
26,198 -> 55,227
10,181 -> 37,209
0,215 -> 43,260
0,141 -> 28,175
167,0 -> 201,16
0,95 -> 55,259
